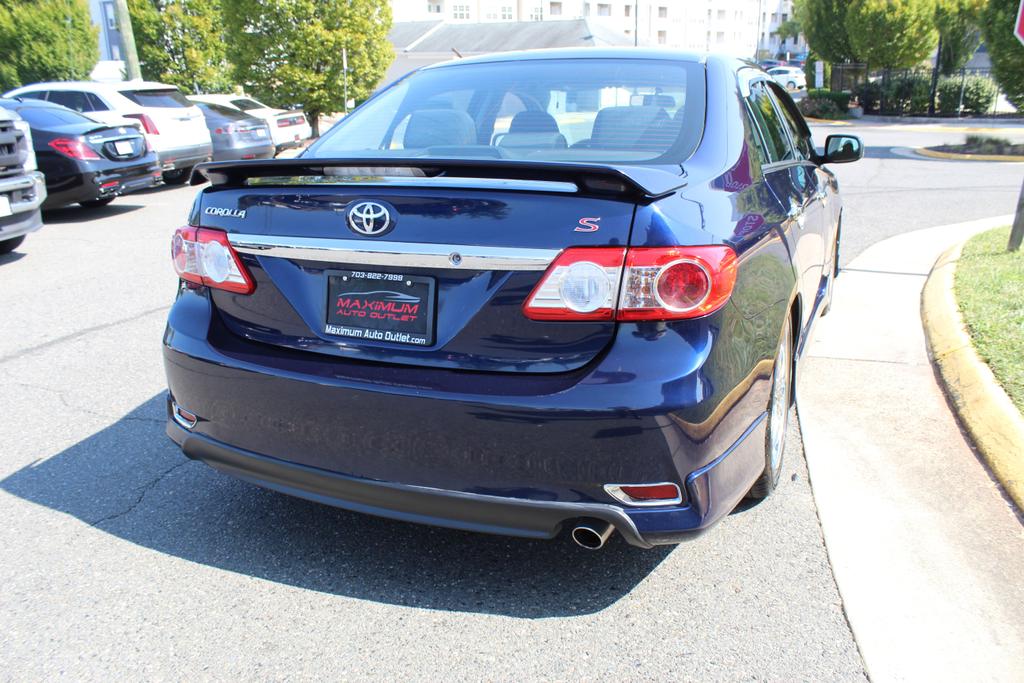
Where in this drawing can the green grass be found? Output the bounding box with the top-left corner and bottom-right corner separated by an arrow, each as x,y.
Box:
954,227 -> 1024,411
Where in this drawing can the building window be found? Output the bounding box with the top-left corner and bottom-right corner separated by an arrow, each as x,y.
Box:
597,3 -> 610,16
624,4 -> 630,16
658,6 -> 667,19
657,30 -> 667,44
428,2 -> 442,12
717,9 -> 725,20
502,6 -> 514,19
452,4 -> 470,19
716,31 -> 725,42
550,1 -> 562,15
529,5 -> 542,20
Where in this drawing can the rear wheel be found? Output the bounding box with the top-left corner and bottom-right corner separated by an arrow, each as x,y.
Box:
80,197 -> 115,209
787,80 -> 797,91
162,167 -> 192,185
748,314 -> 793,499
0,235 -> 25,255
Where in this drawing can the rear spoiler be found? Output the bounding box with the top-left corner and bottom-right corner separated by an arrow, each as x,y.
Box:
190,157 -> 686,200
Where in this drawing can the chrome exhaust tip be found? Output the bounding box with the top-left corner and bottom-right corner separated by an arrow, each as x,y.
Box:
571,520 -> 615,550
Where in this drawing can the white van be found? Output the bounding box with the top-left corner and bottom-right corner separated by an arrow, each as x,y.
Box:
4,81 -> 213,184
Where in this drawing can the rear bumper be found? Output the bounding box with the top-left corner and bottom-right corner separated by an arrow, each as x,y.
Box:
163,287 -> 772,546
212,142 -> 276,162
42,165 -> 161,208
158,144 -> 214,171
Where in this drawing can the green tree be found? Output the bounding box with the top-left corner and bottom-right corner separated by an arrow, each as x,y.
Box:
222,0 -> 393,137
978,0 -> 1024,110
794,0 -> 856,64
935,0 -> 984,75
846,0 -> 939,69
0,0 -> 98,91
126,0 -> 233,94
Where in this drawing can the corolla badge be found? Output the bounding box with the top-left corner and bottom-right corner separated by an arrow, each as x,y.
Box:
347,201 -> 394,236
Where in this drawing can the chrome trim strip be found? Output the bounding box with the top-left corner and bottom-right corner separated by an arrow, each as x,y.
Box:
227,234 -> 561,271
603,483 -> 684,507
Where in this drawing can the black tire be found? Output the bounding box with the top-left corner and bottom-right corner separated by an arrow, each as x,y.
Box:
748,314 -> 794,499
0,234 -> 25,255
79,197 -> 115,209
162,167 -> 192,185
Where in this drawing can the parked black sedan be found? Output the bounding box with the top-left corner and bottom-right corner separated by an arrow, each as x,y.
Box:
193,102 -> 275,161
0,98 -> 161,209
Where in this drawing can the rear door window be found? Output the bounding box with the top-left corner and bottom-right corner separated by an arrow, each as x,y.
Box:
46,90 -> 94,112
767,83 -> 813,160
745,81 -> 794,164
120,89 -> 191,108
16,90 -> 49,102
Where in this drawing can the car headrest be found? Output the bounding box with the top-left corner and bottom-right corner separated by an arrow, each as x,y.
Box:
590,106 -> 669,150
508,110 -> 560,134
403,109 -> 477,149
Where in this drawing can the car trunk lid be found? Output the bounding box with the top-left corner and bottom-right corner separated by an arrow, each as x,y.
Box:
193,158 -> 684,373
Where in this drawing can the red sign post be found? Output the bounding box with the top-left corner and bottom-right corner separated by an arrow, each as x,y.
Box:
1017,0 -> 1024,46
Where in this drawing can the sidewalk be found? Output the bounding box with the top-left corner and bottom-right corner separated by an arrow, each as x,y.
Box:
798,216 -> 1024,681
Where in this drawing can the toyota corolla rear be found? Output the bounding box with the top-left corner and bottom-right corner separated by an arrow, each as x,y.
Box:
163,53 -> 776,548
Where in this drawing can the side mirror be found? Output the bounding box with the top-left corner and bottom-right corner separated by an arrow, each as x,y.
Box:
821,134 -> 864,164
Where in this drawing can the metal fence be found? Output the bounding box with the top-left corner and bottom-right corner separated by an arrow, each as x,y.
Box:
828,64 -> 1008,118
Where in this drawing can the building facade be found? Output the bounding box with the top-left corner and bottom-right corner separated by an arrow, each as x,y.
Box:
390,1 -> 769,57
756,0 -> 807,60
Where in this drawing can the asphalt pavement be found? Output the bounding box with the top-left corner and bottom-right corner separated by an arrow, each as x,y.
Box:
0,122 -> 1021,679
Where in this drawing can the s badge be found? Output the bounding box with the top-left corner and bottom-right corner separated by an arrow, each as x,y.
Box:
575,217 -> 601,233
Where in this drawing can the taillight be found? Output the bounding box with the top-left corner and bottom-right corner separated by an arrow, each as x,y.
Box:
171,226 -> 254,294
125,113 -> 159,135
523,245 -> 737,322
618,246 -> 737,320
48,137 -> 101,160
213,124 -> 237,135
522,247 -> 626,321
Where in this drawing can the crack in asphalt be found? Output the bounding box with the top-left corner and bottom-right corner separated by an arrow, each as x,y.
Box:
87,460 -> 190,528
0,305 -> 171,366
8,381 -> 164,425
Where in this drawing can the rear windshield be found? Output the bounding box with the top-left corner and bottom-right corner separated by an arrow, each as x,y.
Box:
231,98 -> 265,111
17,106 -> 96,127
311,58 -> 706,165
120,88 -> 191,108
198,102 -> 250,120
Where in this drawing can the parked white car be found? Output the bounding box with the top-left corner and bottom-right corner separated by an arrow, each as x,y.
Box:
3,81 -> 213,184
767,67 -> 807,91
188,95 -> 311,151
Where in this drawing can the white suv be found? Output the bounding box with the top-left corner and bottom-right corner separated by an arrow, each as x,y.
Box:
4,81 -> 213,184
767,67 -> 807,91
189,94 -> 311,152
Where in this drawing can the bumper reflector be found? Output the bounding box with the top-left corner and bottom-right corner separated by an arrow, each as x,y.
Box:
604,482 -> 682,506
172,403 -> 198,430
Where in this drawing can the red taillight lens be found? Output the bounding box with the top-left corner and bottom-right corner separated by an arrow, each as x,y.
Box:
125,113 -> 159,135
618,246 -> 737,320
214,124 -> 237,135
171,226 -> 254,294
522,247 -> 626,321
523,245 -> 737,322
48,137 -> 101,160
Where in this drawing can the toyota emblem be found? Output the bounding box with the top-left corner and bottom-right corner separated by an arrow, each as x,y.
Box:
347,201 -> 394,236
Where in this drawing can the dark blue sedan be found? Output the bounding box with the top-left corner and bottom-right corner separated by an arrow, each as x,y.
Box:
163,49 -> 862,549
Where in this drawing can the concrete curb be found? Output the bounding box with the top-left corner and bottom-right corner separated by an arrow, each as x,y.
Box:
915,147 -> 1024,162
921,238 -> 1024,511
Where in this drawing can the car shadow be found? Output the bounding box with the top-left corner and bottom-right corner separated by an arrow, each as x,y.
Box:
0,250 -> 26,266
42,203 -> 144,223
0,394 -> 673,618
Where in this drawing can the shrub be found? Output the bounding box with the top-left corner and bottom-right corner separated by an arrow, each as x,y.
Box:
799,97 -> 843,119
807,89 -> 852,111
936,75 -> 998,115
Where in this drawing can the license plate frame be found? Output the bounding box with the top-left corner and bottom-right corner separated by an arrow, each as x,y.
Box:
0,195 -> 11,218
114,140 -> 134,155
324,269 -> 436,346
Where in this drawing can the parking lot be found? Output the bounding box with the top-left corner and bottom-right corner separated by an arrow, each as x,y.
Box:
1,121 -> 1022,679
